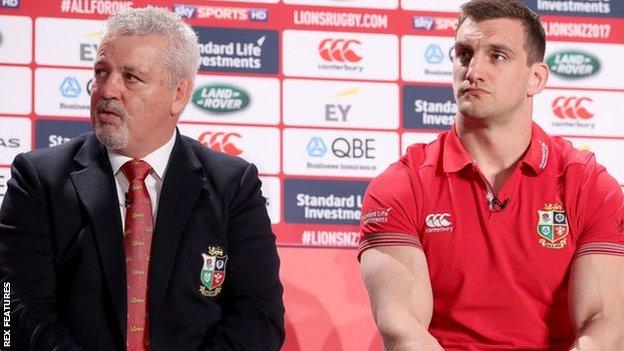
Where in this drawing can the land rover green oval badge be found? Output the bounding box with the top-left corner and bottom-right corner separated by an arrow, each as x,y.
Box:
192,84 -> 250,114
546,50 -> 600,79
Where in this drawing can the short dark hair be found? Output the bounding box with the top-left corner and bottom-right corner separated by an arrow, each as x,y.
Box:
457,0 -> 546,65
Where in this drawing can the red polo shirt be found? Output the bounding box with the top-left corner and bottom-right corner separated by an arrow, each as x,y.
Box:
358,123 -> 624,350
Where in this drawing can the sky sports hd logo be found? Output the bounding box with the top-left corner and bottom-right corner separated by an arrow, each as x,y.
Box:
172,4 -> 268,21
403,86 -> 456,130
195,27 -> 278,74
0,0 -> 19,8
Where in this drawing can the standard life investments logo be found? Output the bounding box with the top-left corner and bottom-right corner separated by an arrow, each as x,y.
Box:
195,27 -> 278,74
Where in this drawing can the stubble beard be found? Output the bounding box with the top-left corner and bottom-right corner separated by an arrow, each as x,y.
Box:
458,100 -> 490,120
93,99 -> 129,151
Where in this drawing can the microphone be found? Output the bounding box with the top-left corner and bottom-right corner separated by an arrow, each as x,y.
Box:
124,192 -> 131,207
488,196 -> 510,212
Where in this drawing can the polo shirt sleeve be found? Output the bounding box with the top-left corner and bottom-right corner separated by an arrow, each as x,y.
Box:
574,159 -> 624,258
357,159 -> 422,260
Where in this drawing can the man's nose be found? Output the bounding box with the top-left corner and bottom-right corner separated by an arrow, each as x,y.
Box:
95,73 -> 122,100
465,54 -> 486,83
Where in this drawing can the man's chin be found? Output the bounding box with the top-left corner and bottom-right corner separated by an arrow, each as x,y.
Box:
94,127 -> 128,150
458,105 -> 490,121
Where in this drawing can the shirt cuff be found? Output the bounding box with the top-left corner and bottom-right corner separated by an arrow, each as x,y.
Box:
574,242 -> 624,259
357,233 -> 422,261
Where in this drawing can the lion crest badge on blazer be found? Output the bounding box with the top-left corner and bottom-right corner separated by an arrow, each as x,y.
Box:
199,246 -> 228,297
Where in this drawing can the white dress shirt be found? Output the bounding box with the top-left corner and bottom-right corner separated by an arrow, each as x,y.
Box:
107,132 -> 176,229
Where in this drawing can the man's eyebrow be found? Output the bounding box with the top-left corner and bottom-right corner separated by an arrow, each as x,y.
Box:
122,65 -> 146,76
487,43 -> 514,53
454,41 -> 472,50
454,41 -> 514,52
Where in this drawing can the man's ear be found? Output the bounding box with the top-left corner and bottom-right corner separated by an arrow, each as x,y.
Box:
171,77 -> 193,116
527,62 -> 549,97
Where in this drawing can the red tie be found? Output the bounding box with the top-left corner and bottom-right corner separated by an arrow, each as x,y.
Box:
121,160 -> 153,351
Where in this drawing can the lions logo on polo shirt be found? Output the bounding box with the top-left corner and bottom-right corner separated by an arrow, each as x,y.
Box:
537,203 -> 569,249
199,246 -> 228,297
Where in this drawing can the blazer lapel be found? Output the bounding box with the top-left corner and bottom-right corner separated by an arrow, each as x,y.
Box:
149,133 -> 207,325
69,135 -> 127,342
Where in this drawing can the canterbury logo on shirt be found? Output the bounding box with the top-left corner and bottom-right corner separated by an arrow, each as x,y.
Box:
425,213 -> 453,233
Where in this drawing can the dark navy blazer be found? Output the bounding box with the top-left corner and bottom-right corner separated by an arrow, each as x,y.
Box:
0,131 -> 284,350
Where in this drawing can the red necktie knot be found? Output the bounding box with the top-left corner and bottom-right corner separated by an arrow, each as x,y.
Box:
122,160 -> 152,182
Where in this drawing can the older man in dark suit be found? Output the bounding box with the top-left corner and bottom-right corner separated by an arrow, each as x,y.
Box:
0,7 -> 284,351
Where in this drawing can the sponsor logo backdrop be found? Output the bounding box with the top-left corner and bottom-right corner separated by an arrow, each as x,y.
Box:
0,1 -> 622,350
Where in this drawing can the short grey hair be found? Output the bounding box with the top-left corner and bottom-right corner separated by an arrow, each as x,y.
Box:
103,6 -> 200,88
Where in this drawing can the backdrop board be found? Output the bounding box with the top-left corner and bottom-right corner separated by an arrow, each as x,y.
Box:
0,0 -> 622,350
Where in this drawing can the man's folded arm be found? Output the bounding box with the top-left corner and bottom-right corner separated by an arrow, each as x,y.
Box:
360,244 -> 442,351
0,153 -> 82,350
200,163 -> 284,351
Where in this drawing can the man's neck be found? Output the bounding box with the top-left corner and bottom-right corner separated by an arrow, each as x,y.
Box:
456,113 -> 532,192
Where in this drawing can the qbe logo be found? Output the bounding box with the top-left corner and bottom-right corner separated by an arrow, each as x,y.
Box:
306,136 -> 375,159
284,128 -> 398,178
195,27 -> 278,74
60,77 -> 82,98
284,178 -> 369,225
403,85 -> 456,130
35,120 -> 91,149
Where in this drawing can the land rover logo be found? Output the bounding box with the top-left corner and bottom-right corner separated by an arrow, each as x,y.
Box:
192,84 -> 250,114
546,50 -> 600,79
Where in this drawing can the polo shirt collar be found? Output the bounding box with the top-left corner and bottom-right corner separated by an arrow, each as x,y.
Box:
442,122 -> 550,175
520,122 -> 551,175
442,125 -> 474,173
